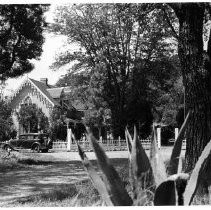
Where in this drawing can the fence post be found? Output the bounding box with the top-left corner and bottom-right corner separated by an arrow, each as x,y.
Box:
67,128 -> 72,152
83,136 -> 85,149
118,136 -> 121,150
175,128 -> 179,140
100,136 -> 103,144
157,127 -> 161,149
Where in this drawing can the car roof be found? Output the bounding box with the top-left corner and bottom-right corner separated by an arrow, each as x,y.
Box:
19,133 -> 48,136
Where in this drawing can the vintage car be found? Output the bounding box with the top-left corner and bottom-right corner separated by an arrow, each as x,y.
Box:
2,133 -> 52,153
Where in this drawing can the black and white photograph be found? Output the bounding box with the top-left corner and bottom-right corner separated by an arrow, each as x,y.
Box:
0,1 -> 211,207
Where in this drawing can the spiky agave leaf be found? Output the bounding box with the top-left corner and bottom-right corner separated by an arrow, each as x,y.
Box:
154,180 -> 176,205
149,125 -> 158,159
184,139 -> 211,205
150,124 -> 167,186
131,126 -> 151,177
168,111 -> 190,175
128,126 -> 154,201
154,173 -> 189,206
125,128 -> 132,155
125,127 -> 136,197
86,127 -> 133,206
76,142 -> 113,206
177,156 -> 183,174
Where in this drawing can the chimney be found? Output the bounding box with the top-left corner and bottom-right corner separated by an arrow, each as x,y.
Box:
40,78 -> 48,86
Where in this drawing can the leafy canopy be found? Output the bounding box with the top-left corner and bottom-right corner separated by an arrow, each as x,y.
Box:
0,4 -> 48,80
52,4 -> 181,137
0,100 -> 15,141
49,105 -> 67,140
17,104 -> 49,133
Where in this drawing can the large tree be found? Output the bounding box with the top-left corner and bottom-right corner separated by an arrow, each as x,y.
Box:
49,105 -> 67,141
56,67 -> 112,138
0,4 -> 48,80
166,3 -> 211,174
0,100 -> 16,141
51,4 -> 176,138
17,104 -> 49,133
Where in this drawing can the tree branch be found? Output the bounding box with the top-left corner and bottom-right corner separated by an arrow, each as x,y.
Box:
167,3 -> 182,18
161,7 -> 179,40
207,28 -> 211,58
8,34 -> 22,70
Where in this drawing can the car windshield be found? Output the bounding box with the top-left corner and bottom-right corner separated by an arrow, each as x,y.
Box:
38,134 -> 48,138
19,134 -> 48,139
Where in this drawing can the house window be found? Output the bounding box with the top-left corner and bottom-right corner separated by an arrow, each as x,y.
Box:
24,96 -> 32,106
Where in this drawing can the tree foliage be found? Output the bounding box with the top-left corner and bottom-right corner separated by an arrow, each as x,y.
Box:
0,4 -> 48,80
148,56 -> 183,125
56,66 -> 111,131
49,105 -> 67,141
52,4 -> 181,138
56,71 -> 90,106
17,104 -> 49,133
0,100 -> 15,141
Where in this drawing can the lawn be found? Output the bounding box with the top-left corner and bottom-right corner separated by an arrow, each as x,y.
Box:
0,149 -> 54,172
1,151 -> 129,207
0,148 -> 210,206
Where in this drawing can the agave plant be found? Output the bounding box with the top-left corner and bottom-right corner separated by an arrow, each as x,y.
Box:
76,112 -> 211,205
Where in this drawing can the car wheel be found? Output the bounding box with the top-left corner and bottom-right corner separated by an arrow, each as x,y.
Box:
32,144 -> 40,153
3,145 -> 10,152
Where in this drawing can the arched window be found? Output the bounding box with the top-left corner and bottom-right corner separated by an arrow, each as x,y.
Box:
24,96 -> 32,106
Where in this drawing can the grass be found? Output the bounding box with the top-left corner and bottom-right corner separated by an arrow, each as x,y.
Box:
0,149 -> 54,172
5,181 -> 102,207
193,194 -> 211,205
1,149 -> 210,206
1,152 -> 130,207
16,183 -> 121,207
3,158 -> 130,207
0,149 -> 26,172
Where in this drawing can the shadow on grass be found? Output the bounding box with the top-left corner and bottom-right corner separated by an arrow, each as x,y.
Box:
0,156 -> 129,207
4,180 -> 102,207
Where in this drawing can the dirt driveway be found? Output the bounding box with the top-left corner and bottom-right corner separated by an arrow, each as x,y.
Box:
0,151 -> 129,206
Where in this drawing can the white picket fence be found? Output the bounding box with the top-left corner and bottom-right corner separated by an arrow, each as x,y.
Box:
0,138 -> 186,152
52,138 -> 152,152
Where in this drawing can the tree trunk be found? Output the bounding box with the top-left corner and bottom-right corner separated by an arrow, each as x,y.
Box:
98,126 -> 102,138
111,107 -> 126,139
171,3 -> 211,172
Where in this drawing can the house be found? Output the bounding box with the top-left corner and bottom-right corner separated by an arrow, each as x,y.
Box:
9,77 -> 85,136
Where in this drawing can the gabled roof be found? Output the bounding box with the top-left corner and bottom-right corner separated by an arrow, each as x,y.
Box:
9,78 -> 87,112
9,78 -> 60,107
47,87 -> 64,99
29,78 -> 60,106
72,100 -> 87,111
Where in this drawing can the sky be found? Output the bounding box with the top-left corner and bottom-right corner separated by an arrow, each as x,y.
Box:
4,4 -> 68,96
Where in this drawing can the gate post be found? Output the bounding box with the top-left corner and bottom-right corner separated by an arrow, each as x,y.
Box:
118,136 -> 121,150
157,127 -> 161,149
175,128 -> 179,140
99,136 -> 103,144
67,128 -> 72,152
